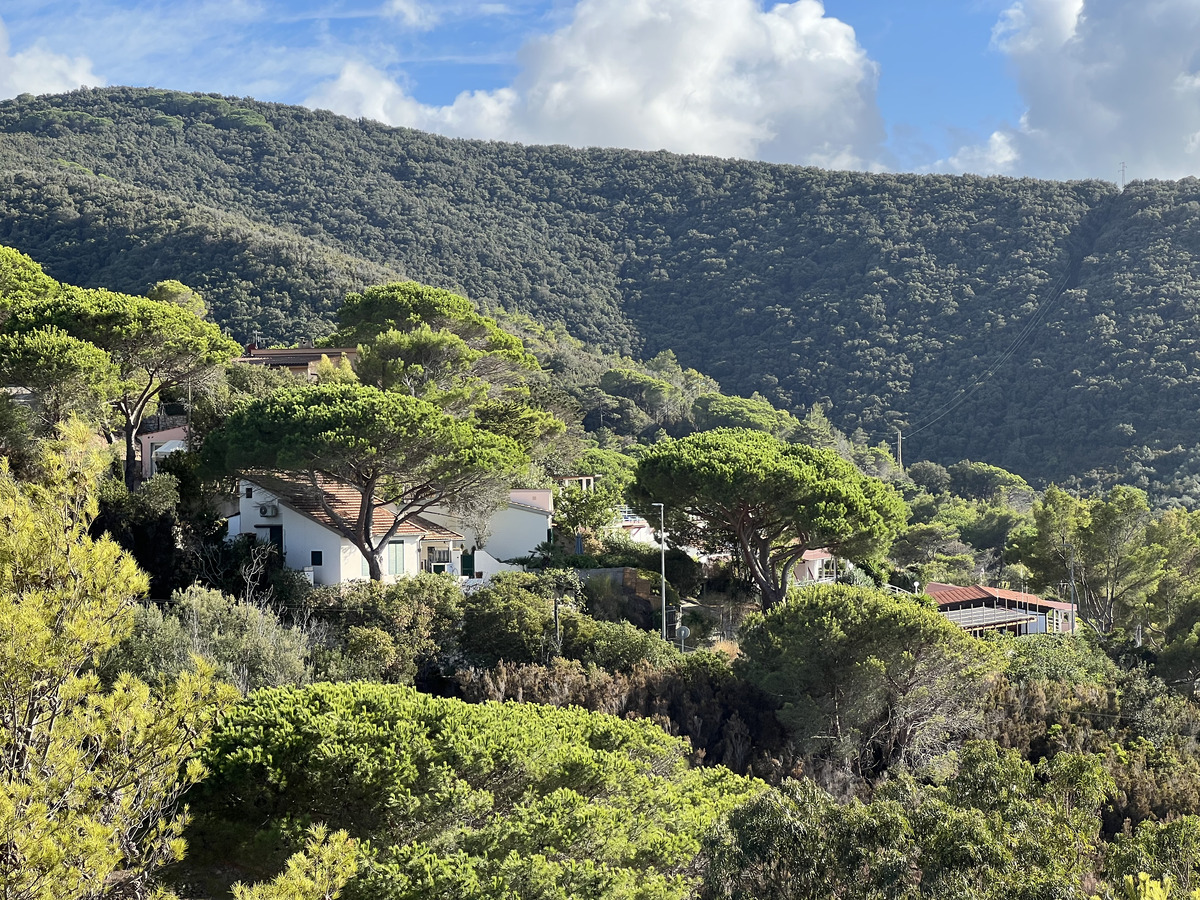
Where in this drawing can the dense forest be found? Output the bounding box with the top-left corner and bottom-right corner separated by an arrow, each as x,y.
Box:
9,226 -> 1200,898
4,87 -> 1200,492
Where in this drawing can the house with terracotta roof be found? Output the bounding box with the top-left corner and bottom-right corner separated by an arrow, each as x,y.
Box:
228,474 -> 464,585
422,488 -> 554,579
925,582 -> 1075,637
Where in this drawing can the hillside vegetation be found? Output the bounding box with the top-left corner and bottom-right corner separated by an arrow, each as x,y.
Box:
4,87 -> 1200,489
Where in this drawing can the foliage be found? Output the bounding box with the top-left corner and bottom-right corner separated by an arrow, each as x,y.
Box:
630,429 -> 907,609
0,326 -> 117,430
231,826 -> 358,900
209,381 -> 526,580
101,584 -> 311,694
1105,818 -> 1200,898
306,575 -> 462,684
553,448 -> 637,537
92,471 -> 189,597
560,615 -> 678,673
701,741 -> 1114,900
1019,485 -> 1168,634
17,90 -> 1200,494
191,681 -> 762,900
736,584 -> 998,776
0,428 -> 235,898
454,652 -> 789,774
334,281 -> 562,453
4,280 -> 240,488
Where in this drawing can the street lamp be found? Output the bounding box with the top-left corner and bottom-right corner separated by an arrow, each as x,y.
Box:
652,502 -> 666,640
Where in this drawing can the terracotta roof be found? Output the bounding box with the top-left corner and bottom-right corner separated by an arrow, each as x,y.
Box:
405,514 -> 463,540
246,473 -> 462,540
925,582 -> 1072,612
801,548 -> 832,561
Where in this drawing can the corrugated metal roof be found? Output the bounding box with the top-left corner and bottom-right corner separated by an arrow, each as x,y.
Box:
926,582 -> 1072,612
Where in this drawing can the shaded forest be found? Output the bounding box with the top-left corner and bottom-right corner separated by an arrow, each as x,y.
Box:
3,87 -> 1200,490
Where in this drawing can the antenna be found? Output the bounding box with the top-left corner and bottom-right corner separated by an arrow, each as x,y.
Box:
1119,161 -> 1127,189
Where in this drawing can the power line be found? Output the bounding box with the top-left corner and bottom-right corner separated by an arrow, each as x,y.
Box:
899,265 -> 1074,441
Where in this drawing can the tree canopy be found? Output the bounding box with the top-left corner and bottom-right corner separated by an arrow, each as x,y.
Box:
210,381 -> 527,580
2,275 -> 239,487
630,429 -> 907,609
0,426 -> 236,899
736,583 -> 996,775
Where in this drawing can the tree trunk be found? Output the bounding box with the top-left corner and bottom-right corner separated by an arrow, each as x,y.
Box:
123,425 -> 140,492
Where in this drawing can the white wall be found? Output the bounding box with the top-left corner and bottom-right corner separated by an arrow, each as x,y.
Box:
347,539 -> 421,583
427,504 -> 551,565
237,479 -> 436,585
467,549 -> 523,579
424,494 -> 552,567
235,482 -> 344,585
484,504 -> 553,562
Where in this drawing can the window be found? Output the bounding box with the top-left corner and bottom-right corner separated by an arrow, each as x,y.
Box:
311,550 -> 323,567
254,525 -> 282,549
388,541 -> 404,575
245,486 -> 254,498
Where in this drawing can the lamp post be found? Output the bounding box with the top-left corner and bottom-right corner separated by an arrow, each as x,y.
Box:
652,502 -> 666,641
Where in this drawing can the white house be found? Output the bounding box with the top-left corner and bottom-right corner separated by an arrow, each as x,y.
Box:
794,549 -> 837,584
230,475 -> 464,585
137,426 -> 189,478
423,488 -> 554,579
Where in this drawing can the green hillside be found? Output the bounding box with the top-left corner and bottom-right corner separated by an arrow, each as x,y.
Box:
4,87 -> 1200,489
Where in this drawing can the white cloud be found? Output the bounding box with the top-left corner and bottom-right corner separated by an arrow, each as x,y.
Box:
942,0 -> 1200,180
946,130 -> 1019,174
385,0 -> 439,29
0,18 -> 102,98
307,0 -> 886,168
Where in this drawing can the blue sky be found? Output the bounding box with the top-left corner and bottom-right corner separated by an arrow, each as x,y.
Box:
2,1 -> 1198,181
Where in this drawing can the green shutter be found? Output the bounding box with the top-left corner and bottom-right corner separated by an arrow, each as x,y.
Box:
388,541 -> 404,575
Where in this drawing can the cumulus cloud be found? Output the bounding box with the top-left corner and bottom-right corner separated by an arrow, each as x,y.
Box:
307,0 -> 886,168
942,0 -> 1200,180
0,18 -> 102,98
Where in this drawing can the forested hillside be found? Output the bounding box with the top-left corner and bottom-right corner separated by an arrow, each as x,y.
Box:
4,87 -> 1200,488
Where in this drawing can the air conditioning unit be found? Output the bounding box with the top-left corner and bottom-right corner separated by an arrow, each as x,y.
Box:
258,503 -> 279,518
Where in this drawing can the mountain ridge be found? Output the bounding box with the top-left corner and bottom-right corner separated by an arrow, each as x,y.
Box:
3,87 -> 1200,493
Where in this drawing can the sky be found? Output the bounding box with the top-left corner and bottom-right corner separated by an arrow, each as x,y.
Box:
2,0 -> 1200,182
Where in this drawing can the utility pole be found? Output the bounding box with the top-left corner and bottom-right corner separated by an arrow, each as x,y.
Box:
653,502 -> 667,641
1119,162 -> 1127,190
896,430 -> 903,470
1068,546 -> 1078,635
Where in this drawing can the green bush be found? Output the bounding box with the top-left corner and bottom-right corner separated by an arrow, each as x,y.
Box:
101,584 -> 309,693
307,574 -> 461,683
191,682 -> 762,900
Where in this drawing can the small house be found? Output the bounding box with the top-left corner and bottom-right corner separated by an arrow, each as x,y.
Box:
229,475 -> 464,585
926,582 -> 1075,636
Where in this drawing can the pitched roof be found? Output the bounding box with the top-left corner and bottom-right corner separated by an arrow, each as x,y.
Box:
925,581 -> 1072,612
245,473 -> 462,540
